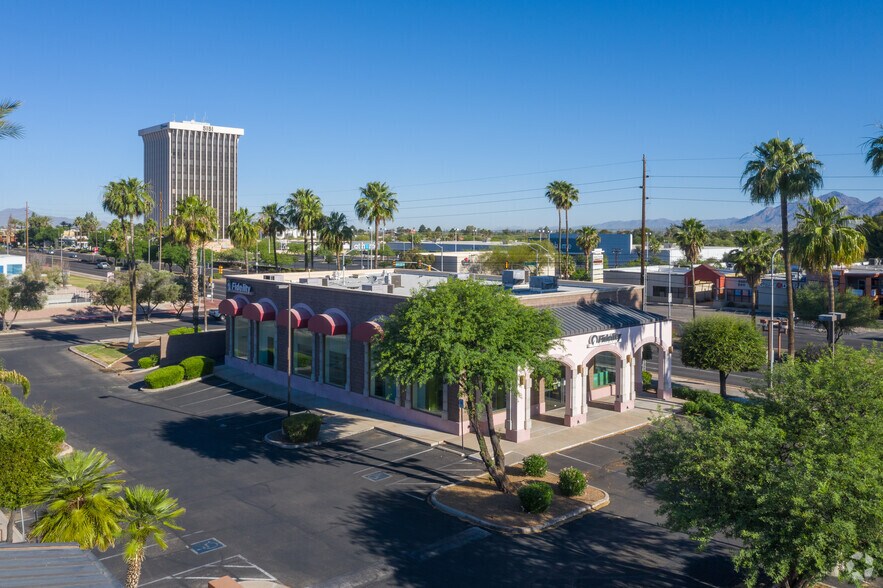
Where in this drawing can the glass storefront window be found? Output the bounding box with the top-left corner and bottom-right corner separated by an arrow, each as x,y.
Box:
257,321 -> 276,367
591,352 -> 617,389
492,384 -> 508,411
292,329 -> 313,379
233,316 -> 249,360
369,346 -> 396,402
413,375 -> 444,414
324,334 -> 348,388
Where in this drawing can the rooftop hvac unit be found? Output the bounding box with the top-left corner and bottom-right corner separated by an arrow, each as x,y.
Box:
529,275 -> 558,292
502,269 -> 527,289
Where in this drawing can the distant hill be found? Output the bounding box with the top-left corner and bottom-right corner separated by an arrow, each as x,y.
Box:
595,191 -> 883,231
0,208 -> 75,226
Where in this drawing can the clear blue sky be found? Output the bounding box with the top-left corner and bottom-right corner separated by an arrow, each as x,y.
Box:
4,1 -> 882,229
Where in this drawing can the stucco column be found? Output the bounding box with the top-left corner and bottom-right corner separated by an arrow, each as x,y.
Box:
658,346 -> 673,400
614,354 -> 635,412
634,347 -> 644,397
506,370 -> 531,442
564,365 -> 586,427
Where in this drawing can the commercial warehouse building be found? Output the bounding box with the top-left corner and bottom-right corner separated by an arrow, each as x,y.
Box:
219,270 -> 672,443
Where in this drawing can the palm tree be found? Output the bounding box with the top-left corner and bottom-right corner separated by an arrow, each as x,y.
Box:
545,181 -> 565,276
729,229 -> 777,324
0,369 -> 30,398
742,138 -> 823,355
30,450 -> 126,551
319,212 -> 355,270
355,182 -> 399,269
260,203 -> 286,270
574,226 -> 600,274
0,100 -> 23,140
864,125 -> 883,175
672,218 -> 709,319
169,196 -> 218,330
286,189 -> 323,270
102,178 -> 154,349
792,196 -> 867,316
121,486 -> 185,588
227,208 -> 259,274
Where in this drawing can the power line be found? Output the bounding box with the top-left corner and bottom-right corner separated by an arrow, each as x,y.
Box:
394,196 -> 643,221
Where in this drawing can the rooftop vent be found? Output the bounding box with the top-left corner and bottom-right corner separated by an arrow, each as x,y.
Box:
502,269 -> 527,289
529,275 -> 558,292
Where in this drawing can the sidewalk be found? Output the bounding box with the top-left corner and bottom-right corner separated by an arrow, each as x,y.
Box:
214,365 -> 682,459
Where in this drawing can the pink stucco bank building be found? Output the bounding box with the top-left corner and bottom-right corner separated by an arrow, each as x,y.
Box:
219,269 -> 672,444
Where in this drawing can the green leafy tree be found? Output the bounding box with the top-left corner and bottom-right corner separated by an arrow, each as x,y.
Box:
136,264 -> 181,319
477,243 -> 554,274
161,243 -> 189,274
727,229 -> 778,323
73,212 -> 100,247
318,212 -> 354,270
87,276 -> 129,323
574,226 -> 600,274
0,394 -> 64,543
286,189 -> 324,270
680,315 -> 766,396
672,218 -> 709,319
375,279 -> 561,493
5,265 -> 52,330
121,486 -> 185,588
742,138 -> 824,355
260,203 -> 286,270
102,178 -> 154,349
355,182 -> 399,269
169,276 -> 191,318
169,196 -> 218,330
0,99 -> 23,140
794,285 -> 880,343
30,449 -> 127,551
627,346 -> 883,588
226,208 -> 259,273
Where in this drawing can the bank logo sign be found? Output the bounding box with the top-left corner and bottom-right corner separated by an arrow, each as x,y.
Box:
227,281 -> 253,295
588,332 -> 622,347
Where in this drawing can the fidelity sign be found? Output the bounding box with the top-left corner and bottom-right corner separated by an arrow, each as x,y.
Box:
587,332 -> 621,347
227,282 -> 253,295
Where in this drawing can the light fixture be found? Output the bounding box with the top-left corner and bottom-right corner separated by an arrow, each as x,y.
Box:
577,365 -> 583,375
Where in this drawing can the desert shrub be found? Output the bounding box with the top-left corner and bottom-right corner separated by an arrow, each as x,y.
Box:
138,354 -> 159,369
518,481 -> 553,514
144,365 -> 185,389
682,390 -> 729,418
282,412 -> 322,443
522,454 -> 548,477
179,355 -> 214,380
168,326 -> 199,336
642,370 -> 652,389
558,466 -> 588,497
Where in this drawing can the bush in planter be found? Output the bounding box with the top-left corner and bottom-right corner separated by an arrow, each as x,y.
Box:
642,370 -> 652,389
168,326 -> 199,336
518,481 -> 553,514
179,355 -> 215,380
144,365 -> 185,389
522,454 -> 548,477
138,354 -> 159,369
282,412 -> 322,443
558,466 -> 588,497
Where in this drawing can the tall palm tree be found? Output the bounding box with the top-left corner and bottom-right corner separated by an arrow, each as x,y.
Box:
227,208 -> 259,274
30,450 -> 127,551
729,229 -> 777,324
742,138 -> 823,355
0,100 -> 23,140
259,203 -> 286,270
102,178 -> 154,349
792,196 -> 867,316
0,369 -> 30,398
319,212 -> 355,270
355,182 -> 398,269
545,181 -> 565,276
864,125 -> 883,175
169,196 -> 218,330
574,226 -> 601,274
672,218 -> 709,319
121,486 -> 185,588
286,189 -> 323,270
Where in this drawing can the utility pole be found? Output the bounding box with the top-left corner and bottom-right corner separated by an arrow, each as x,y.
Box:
640,155 -> 648,311
24,202 -> 29,265
157,191 -> 163,270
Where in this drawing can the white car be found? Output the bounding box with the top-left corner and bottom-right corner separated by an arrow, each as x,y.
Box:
96,262 -> 111,269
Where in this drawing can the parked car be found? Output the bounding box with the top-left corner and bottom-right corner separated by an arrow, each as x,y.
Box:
208,308 -> 223,321
67,253 -> 78,258
96,261 -> 111,269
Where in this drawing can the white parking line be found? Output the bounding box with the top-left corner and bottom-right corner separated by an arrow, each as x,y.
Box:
164,385 -> 233,400
233,414 -> 287,430
178,389 -> 247,407
590,441 -> 623,453
320,438 -> 402,464
214,401 -> 288,422
558,453 -> 601,468
196,397 -> 263,415
353,447 -> 435,475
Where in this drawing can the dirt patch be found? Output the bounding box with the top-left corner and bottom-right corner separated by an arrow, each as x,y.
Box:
433,464 -> 607,533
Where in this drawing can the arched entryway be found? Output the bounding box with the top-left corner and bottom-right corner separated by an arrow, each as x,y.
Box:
530,362 -> 571,422
632,340 -> 672,399
581,346 -> 632,412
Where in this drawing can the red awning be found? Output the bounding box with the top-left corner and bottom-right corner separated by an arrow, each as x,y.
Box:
352,321 -> 383,343
218,298 -> 243,317
243,302 -> 276,322
276,307 -> 313,328
308,313 -> 348,336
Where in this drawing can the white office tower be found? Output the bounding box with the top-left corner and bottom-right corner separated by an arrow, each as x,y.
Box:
139,121 -> 245,239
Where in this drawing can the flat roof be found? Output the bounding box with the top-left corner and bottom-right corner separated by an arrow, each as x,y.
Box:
0,543 -> 121,588
138,120 -> 245,136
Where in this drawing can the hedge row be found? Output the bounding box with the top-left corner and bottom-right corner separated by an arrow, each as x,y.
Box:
181,356 -> 215,380
282,412 -> 322,443
168,326 -> 199,336
143,355 -> 215,389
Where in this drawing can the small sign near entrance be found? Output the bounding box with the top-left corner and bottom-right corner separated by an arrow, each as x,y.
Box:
587,332 -> 622,347
227,281 -> 253,294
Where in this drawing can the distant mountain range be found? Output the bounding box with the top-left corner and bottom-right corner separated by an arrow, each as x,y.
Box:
0,208 -> 75,227
595,192 -> 883,231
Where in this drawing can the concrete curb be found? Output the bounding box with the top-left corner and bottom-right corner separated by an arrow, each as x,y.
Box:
68,345 -> 115,369
429,484 -> 610,535
263,429 -> 321,450
139,374 -> 213,393
128,365 -> 160,376
373,425 -> 443,448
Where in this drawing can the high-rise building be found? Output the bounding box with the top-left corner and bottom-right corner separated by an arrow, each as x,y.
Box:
138,121 -> 245,239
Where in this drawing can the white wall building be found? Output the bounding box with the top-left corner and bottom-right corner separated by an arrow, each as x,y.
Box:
0,254 -> 26,276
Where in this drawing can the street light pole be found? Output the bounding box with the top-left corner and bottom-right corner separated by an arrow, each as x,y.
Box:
769,248 -> 784,387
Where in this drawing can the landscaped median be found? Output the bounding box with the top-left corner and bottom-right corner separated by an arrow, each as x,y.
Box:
69,343 -> 129,368
430,457 -> 609,534
140,355 -> 215,391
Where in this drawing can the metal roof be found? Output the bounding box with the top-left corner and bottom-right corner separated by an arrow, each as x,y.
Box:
550,301 -> 666,336
0,543 -> 121,588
